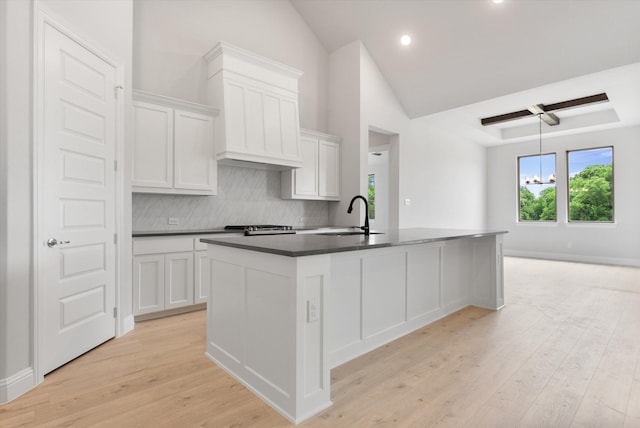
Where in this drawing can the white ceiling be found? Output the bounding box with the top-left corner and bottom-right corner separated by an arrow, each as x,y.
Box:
291,0 -> 640,145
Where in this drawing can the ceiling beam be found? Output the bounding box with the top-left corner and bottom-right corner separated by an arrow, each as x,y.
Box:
542,92 -> 609,112
480,92 -> 609,126
480,109 -> 532,126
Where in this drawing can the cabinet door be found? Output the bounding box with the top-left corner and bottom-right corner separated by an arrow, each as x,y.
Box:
195,251 -> 211,304
225,81 -> 249,152
280,98 -> 300,159
165,252 -> 194,309
132,101 -> 173,189
174,109 -> 216,193
319,140 -> 340,199
133,255 -> 165,315
294,137 -> 319,196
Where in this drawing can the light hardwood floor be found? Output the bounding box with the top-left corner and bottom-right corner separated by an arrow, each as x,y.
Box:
2,257 -> 639,427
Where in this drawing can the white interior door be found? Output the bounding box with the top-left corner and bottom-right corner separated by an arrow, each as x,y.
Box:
40,22 -> 117,374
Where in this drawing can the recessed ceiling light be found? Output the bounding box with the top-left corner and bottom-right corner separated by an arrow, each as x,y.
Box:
492,0 -> 504,3
400,35 -> 412,46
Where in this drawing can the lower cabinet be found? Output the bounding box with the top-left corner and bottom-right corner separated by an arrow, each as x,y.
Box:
132,234 -> 239,317
132,254 -> 165,315
165,252 -> 194,309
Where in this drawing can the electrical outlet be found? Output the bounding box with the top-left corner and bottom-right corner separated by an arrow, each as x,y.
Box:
404,198 -> 411,206
168,217 -> 179,225
307,298 -> 319,323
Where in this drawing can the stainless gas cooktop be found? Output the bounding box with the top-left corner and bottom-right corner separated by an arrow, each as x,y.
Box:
224,225 -> 296,236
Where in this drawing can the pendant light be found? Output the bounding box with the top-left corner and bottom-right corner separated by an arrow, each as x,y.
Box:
529,110 -> 556,185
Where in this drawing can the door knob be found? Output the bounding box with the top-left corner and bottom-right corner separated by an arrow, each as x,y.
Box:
47,238 -> 70,248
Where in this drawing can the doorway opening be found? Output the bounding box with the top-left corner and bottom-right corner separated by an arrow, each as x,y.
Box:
368,129 -> 398,232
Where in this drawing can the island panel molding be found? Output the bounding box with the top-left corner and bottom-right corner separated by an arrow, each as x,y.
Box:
206,246 -> 332,424
203,229 -> 506,423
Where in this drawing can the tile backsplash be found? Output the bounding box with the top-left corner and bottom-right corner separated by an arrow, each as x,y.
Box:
132,165 -> 330,231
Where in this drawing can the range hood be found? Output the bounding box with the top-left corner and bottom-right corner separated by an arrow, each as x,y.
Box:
204,41 -> 304,170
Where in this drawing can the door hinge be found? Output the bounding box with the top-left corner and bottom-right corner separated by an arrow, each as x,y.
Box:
114,233 -> 118,244
114,85 -> 123,98
114,160 -> 118,171
113,307 -> 118,318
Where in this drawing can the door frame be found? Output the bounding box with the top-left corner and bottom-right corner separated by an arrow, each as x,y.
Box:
32,2 -> 125,383
368,145 -> 390,232
368,126 -> 400,230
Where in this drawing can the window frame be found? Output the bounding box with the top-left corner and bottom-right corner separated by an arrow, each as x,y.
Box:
566,145 -> 614,224
517,152 -> 557,223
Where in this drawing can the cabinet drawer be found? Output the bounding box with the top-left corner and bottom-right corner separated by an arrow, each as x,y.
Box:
133,237 -> 194,255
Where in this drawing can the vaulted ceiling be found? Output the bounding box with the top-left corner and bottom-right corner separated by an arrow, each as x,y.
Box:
291,0 -> 640,145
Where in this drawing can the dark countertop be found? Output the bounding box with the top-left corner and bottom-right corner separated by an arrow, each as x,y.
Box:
132,226 -> 359,238
200,228 -> 508,257
133,228 -> 233,237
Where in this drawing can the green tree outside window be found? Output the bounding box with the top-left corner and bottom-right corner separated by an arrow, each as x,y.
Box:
568,147 -> 613,222
368,174 -> 376,220
518,153 -> 556,222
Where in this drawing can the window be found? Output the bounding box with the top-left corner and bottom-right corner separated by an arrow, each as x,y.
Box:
518,153 -> 556,221
567,147 -> 613,222
368,173 -> 376,219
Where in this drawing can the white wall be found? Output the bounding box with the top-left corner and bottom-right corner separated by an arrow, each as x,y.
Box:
328,42 -> 411,228
0,0 -> 32,399
487,126 -> 640,266
133,0 -> 328,132
328,41 -> 487,231
0,0 -> 133,403
403,117 -> 488,229
359,46 -> 409,230
327,41 -> 362,226
0,0 -> 7,383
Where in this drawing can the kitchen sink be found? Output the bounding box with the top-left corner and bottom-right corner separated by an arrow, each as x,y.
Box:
315,231 -> 384,236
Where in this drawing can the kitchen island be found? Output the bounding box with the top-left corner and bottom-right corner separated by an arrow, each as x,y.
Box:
201,228 -> 506,423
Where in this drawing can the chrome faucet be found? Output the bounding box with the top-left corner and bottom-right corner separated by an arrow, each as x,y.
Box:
347,195 -> 370,235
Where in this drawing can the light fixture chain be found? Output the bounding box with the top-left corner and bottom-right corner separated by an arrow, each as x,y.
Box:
539,113 -> 542,184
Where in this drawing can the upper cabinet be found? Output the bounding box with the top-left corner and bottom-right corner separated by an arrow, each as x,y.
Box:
281,129 -> 341,201
132,90 -> 219,195
203,41 -> 304,170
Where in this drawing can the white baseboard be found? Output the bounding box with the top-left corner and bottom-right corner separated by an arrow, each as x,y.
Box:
119,314 -> 135,337
0,367 -> 35,404
504,250 -> 640,267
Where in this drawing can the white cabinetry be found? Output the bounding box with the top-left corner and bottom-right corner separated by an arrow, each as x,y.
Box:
132,233 -> 240,317
132,254 -> 165,315
164,252 -> 194,309
281,129 -> 340,200
204,41 -> 303,170
132,90 -> 219,195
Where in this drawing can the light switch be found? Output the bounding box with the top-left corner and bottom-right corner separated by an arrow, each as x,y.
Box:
404,198 -> 411,206
307,298 -> 320,323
